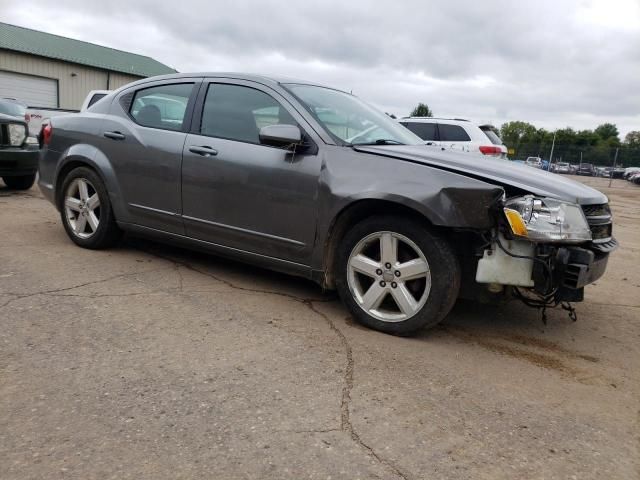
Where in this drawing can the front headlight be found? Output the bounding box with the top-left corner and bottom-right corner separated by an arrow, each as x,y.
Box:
8,123 -> 27,146
504,195 -> 592,243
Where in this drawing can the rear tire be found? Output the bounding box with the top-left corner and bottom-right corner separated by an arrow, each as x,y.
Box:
59,167 -> 121,249
3,174 -> 36,190
336,215 -> 460,336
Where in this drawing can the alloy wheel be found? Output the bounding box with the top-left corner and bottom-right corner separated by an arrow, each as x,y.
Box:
64,178 -> 101,239
347,231 -> 432,322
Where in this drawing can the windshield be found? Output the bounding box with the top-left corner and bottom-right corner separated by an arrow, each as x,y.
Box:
0,99 -> 26,118
284,84 -> 423,146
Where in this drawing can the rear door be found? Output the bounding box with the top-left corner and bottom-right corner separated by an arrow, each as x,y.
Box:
100,80 -> 199,233
181,79 -> 322,264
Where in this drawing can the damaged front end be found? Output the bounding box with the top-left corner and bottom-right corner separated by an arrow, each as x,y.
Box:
474,195 -> 617,319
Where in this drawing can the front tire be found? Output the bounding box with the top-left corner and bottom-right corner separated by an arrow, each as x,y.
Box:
59,167 -> 121,249
336,215 -> 460,336
3,174 -> 36,190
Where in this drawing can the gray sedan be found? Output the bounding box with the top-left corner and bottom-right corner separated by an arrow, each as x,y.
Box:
38,73 -> 615,335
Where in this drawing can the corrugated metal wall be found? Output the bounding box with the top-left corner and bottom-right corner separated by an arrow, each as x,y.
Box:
0,50 -> 142,109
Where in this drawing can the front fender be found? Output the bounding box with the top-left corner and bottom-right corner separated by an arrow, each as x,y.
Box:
311,148 -> 504,271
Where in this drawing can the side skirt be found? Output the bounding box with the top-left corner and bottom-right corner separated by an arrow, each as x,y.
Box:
118,222 -> 315,281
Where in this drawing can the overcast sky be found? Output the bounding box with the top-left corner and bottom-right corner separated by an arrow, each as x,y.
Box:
2,0 -> 639,136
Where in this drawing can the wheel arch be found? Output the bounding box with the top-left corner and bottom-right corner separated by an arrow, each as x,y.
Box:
54,145 -> 127,222
319,197 -> 443,290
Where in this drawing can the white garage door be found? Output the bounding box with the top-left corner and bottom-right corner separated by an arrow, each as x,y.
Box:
0,70 -> 58,108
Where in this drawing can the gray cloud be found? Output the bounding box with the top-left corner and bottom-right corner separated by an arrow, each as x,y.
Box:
2,0 -> 639,135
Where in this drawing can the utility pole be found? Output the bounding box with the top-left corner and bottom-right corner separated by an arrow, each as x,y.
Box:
547,131 -> 556,171
608,148 -> 619,188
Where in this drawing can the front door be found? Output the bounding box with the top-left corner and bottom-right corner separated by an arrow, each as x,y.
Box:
181,81 -> 321,265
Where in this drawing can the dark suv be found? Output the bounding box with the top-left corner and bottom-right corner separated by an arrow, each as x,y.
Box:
0,100 -> 39,190
577,163 -> 596,176
38,73 -> 616,335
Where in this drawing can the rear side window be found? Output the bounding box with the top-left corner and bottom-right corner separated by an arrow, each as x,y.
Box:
480,126 -> 503,145
438,124 -> 471,142
401,122 -> 438,141
200,83 -> 297,144
87,93 -> 107,108
130,83 -> 193,131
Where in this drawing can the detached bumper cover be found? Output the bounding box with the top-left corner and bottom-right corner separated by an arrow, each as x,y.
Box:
0,146 -> 39,176
555,244 -> 614,290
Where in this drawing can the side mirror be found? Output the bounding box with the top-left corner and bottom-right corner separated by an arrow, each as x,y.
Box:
259,124 -> 302,149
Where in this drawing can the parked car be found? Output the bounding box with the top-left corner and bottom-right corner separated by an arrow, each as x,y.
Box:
623,167 -> 640,179
0,113 -> 39,189
0,97 -> 28,121
80,90 -> 111,111
577,163 -> 596,176
398,117 -> 508,158
525,157 -> 543,168
554,162 -> 571,174
629,172 -> 640,185
39,73 -> 616,336
25,91 -> 107,136
610,168 -> 625,179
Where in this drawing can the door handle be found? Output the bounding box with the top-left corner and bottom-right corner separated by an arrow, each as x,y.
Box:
189,145 -> 218,156
426,142 -> 434,146
104,131 -> 125,140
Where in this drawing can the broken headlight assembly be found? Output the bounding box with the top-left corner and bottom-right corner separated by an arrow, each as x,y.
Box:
503,195 -> 592,243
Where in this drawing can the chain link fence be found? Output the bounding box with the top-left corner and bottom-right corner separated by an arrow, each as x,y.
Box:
509,144 -> 640,168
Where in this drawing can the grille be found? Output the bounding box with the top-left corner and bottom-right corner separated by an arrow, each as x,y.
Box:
582,203 -> 616,251
582,204 -> 611,217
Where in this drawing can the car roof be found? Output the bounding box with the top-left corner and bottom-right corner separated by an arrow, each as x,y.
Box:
1,97 -> 27,106
120,72 -> 345,93
400,117 -> 471,124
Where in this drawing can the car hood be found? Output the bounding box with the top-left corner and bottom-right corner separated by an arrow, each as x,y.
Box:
354,145 -> 608,205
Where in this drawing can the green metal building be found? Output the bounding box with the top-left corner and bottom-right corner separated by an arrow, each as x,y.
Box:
0,22 -> 176,109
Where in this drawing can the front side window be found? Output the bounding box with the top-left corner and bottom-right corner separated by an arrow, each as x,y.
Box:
401,122 -> 438,141
438,124 -> 471,142
285,84 -> 423,146
130,83 -> 193,131
200,84 -> 297,144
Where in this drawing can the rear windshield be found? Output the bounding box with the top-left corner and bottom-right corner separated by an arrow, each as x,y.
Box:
479,126 -> 503,145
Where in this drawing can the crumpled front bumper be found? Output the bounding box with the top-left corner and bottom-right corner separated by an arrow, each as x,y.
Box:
542,241 -> 616,302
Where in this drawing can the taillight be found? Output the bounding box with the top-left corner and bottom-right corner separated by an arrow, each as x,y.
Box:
42,124 -> 53,145
479,145 -> 502,156
24,113 -> 30,122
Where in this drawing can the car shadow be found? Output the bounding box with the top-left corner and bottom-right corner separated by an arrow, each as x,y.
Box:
120,234 -> 591,372
121,235 -> 332,302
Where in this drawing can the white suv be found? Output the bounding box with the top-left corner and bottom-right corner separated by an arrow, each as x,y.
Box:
399,117 -> 508,158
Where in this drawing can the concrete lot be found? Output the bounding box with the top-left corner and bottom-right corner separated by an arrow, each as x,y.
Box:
1,176 -> 638,479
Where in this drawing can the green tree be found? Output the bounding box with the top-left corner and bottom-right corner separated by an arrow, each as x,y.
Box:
499,121 -> 537,152
410,103 -> 433,117
594,123 -> 620,142
624,130 -> 640,147
575,129 -> 600,147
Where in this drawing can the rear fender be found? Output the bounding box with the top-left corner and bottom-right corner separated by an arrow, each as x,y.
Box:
54,144 -> 129,223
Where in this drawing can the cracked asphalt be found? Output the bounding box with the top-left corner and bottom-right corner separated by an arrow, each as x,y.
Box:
1,176 -> 639,479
